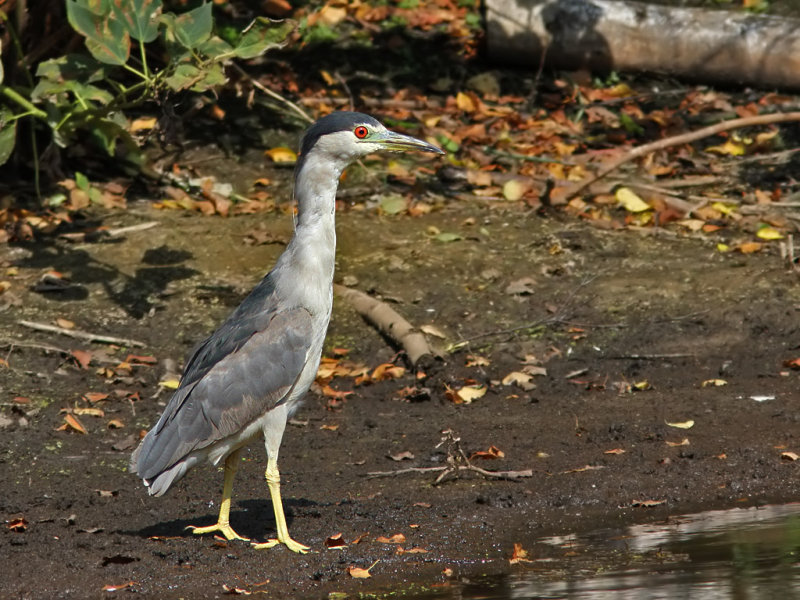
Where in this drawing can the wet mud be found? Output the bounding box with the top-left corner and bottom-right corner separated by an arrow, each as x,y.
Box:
2,189 -> 799,598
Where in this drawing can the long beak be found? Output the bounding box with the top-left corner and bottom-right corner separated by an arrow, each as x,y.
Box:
375,130 -> 445,154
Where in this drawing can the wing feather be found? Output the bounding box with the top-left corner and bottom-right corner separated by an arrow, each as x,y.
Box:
131,273 -> 314,482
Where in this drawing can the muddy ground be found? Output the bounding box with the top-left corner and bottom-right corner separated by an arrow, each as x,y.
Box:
2,164 -> 800,598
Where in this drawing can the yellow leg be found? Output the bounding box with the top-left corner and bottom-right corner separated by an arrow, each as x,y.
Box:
187,450 -> 249,542
251,458 -> 309,553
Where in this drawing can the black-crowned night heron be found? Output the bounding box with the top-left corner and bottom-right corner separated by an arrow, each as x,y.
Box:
130,112 -> 443,553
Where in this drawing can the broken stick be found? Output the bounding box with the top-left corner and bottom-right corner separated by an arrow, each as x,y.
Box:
333,284 -> 435,367
18,320 -> 145,348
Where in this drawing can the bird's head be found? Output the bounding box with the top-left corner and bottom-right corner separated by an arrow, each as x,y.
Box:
297,111 -> 444,172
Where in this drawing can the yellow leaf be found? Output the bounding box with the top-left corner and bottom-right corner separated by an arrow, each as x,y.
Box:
711,201 -> 738,216
615,187 -> 650,213
456,91 -> 476,113
606,83 -> 636,97
264,147 -> 297,163
705,139 -> 745,156
716,243 -> 730,253
701,379 -> 727,387
665,419 -> 695,429
756,226 -> 784,240
73,407 -> 105,417
503,179 -> 529,202
159,378 -> 181,389
318,5 -> 347,26
130,117 -> 157,133
456,384 -> 487,403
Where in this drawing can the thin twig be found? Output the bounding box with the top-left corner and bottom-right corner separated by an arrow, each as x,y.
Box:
565,112 -> 800,201
367,429 -> 532,482
447,277 -> 597,352
18,320 -> 145,347
106,221 -> 160,238
366,464 -> 533,481
230,63 -> 312,124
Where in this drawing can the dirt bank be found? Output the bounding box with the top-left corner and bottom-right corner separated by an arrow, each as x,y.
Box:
2,197 -> 799,598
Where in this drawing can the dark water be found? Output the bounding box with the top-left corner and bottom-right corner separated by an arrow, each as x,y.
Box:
411,503 -> 800,599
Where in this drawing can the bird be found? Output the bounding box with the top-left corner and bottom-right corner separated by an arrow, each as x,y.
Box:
130,111 -> 444,553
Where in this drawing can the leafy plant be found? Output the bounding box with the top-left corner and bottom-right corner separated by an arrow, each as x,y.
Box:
0,1 -> 294,194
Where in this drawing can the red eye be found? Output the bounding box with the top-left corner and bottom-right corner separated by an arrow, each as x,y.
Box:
354,126 -> 369,139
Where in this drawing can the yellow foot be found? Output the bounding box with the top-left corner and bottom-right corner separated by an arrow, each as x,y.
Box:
186,523 -> 250,542
251,537 -> 310,554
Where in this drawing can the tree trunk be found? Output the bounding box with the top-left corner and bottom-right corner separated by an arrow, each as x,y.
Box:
486,0 -> 800,90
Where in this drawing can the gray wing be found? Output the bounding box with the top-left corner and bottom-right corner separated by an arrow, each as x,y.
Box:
132,275 -> 314,482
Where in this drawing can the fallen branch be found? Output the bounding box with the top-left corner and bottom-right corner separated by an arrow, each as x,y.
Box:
564,112 -> 800,202
367,429 -> 533,484
366,464 -> 533,481
333,284 -> 435,367
18,320 -> 145,348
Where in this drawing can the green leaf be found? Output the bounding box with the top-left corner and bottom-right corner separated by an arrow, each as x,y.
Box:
36,55 -> 108,84
190,62 -> 227,92
195,36 -> 234,58
434,232 -> 462,243
88,114 -> 136,156
75,171 -> 90,191
233,18 -> 294,59
164,63 -> 202,91
379,195 -> 408,215
67,1 -> 131,65
0,114 -> 17,166
163,3 -> 212,49
110,0 -> 162,42
73,0 -> 110,16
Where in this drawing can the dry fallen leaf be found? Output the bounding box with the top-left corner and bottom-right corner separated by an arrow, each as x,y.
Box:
509,543 -> 533,564
72,407 -> 104,417
470,445 -> 505,460
454,384 -> 487,404
264,146 -> 297,163
325,533 -> 348,549
102,581 -> 135,592
604,448 -> 626,455
701,379 -> 728,387
389,451 -> 415,462
420,324 -> 447,339
376,533 -> 406,544
631,499 -> 666,507
70,349 -> 92,370
58,413 -> 88,434
665,420 -> 695,429
616,187 -> 651,212
465,355 -> 490,367
347,559 -> 380,579
781,451 -> 799,461
502,371 -> 535,391
666,438 -> 690,447
7,517 -> 27,532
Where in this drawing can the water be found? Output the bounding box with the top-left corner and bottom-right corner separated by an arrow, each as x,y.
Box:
412,503 -> 800,599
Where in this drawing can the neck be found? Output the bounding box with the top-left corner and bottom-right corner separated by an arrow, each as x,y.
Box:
272,151 -> 343,312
